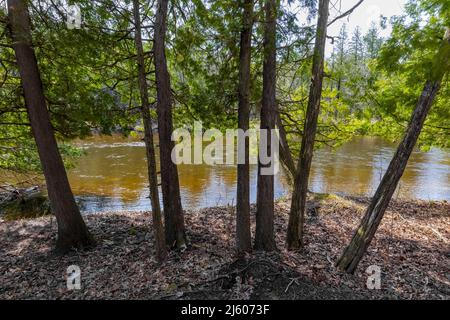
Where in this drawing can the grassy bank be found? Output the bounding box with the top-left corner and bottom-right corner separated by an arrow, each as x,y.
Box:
0,194 -> 448,299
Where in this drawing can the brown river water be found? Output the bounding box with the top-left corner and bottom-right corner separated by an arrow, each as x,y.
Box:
66,136 -> 450,213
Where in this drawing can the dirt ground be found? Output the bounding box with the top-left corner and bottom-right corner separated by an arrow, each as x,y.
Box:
0,194 -> 449,300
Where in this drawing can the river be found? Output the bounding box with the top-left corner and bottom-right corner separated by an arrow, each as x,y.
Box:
67,136 -> 450,213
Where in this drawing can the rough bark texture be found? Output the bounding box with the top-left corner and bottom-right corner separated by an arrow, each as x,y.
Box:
337,28 -> 450,273
154,0 -> 186,248
336,78 -> 341,100
132,0 -> 166,262
254,0 -> 277,251
276,109 -> 296,181
7,0 -> 93,253
286,0 -> 330,250
236,0 -> 254,254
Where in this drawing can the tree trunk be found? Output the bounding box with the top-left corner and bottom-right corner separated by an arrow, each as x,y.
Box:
132,0 -> 166,262
153,0 -> 186,249
7,0 -> 93,253
336,77 -> 341,100
236,0 -> 254,254
337,28 -> 450,274
276,109 -> 296,181
254,0 -> 277,251
286,0 -> 330,250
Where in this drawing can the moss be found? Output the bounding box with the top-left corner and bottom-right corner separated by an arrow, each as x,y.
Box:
1,195 -> 51,221
311,192 -> 340,201
129,226 -> 137,235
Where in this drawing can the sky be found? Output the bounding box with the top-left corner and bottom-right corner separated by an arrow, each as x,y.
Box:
296,0 -> 409,55
327,0 -> 408,37
327,0 -> 407,55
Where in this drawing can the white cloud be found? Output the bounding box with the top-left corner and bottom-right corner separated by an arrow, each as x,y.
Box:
327,0 -> 407,36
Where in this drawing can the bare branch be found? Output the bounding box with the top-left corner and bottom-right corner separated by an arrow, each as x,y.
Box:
327,0 -> 364,27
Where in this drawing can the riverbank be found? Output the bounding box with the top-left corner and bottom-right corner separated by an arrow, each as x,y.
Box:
0,194 -> 448,300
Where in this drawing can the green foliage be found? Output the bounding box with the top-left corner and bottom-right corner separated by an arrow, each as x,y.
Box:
368,0 -> 450,149
0,0 -> 138,179
1,0 -> 448,183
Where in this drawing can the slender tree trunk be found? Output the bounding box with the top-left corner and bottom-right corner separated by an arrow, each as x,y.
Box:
336,77 -> 341,100
236,0 -> 254,254
7,0 -> 93,253
337,28 -> 450,274
154,0 -> 186,249
254,0 -> 277,251
336,46 -> 343,100
132,0 -> 166,262
286,0 -> 330,250
276,109 -> 296,180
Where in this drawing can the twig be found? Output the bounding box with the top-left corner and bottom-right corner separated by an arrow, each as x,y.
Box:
327,0 -> 365,27
284,278 -> 299,293
394,212 -> 448,244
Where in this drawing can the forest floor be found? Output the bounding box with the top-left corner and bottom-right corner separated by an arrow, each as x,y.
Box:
0,194 -> 449,300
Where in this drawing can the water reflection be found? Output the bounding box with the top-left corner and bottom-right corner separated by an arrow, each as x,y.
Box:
67,136 -> 450,213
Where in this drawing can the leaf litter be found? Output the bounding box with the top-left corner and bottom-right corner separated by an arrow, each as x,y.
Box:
0,194 -> 448,300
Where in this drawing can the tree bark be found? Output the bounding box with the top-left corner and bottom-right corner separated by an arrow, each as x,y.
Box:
254,0 -> 277,251
337,27 -> 450,273
132,0 -> 166,262
336,77 -> 341,100
154,0 -> 186,249
7,0 -> 93,253
236,0 -> 254,254
276,109 -> 296,181
286,0 -> 330,250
